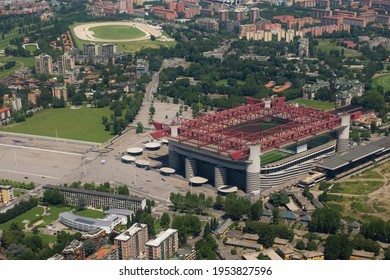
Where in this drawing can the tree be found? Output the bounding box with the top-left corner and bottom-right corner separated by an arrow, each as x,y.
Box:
150,35 -> 156,41
136,122 -> 144,134
231,248 -> 237,255
214,195 -> 224,210
318,191 -> 328,202
257,253 -> 270,260
324,234 -> 352,260
351,130 -> 360,143
360,130 -> 371,140
269,192 -> 289,207
303,186 -> 314,200
43,189 -> 65,205
84,239 -> 97,257
306,240 -> 318,251
385,247 -> 390,260
117,185 -> 129,195
272,208 -> 281,224
310,207 -> 341,234
160,213 -> 170,230
296,240 -> 305,250
223,193 -> 250,220
172,215 -> 202,246
258,226 -> 275,248
210,218 -> 219,231
370,121 -> 377,133
195,237 -> 218,260
352,235 -> 380,255
249,199 -> 263,221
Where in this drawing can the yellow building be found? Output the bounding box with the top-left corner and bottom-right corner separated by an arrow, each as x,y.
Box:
0,185 -> 14,204
303,251 -> 324,260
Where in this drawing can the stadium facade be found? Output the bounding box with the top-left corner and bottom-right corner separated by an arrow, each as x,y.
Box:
151,97 -> 361,193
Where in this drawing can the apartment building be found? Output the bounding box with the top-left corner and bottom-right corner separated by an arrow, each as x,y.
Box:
0,185 -> 14,204
35,53 -> 53,75
146,229 -> 179,260
114,223 -> 148,260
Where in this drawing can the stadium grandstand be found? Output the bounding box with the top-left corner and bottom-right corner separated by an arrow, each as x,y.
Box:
150,97 -> 363,194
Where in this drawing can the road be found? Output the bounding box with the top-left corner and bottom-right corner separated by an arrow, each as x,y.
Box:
135,58 -> 187,129
0,185 -> 42,213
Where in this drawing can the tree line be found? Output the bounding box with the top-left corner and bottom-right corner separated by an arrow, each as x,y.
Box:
0,197 -> 38,224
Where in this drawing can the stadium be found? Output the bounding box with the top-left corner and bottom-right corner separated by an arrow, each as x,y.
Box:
151,97 -> 362,194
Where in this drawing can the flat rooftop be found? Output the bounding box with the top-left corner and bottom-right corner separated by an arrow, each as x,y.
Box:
145,228 -> 177,247
317,136 -> 390,170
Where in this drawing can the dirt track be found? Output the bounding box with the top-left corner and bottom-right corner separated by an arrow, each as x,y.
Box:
73,21 -> 162,42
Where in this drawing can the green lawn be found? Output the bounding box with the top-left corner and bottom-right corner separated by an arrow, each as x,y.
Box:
261,151 -> 288,165
13,189 -> 25,197
315,39 -> 360,58
0,107 -> 112,143
154,220 -> 162,234
351,201 -> 374,213
90,25 -> 145,40
25,232 -> 57,244
42,206 -> 73,226
76,209 -> 104,219
373,73 -> 390,93
326,203 -> 344,212
330,181 -> 383,195
70,22 -> 176,53
292,98 -> 335,111
0,56 -> 35,79
0,206 -> 44,230
24,44 -> 38,54
355,169 -> 384,180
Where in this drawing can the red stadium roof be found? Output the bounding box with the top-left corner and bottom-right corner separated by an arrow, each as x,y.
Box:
151,98 -> 346,160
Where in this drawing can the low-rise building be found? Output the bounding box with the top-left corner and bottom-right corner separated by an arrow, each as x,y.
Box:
0,107 -> 11,124
225,239 -> 264,251
43,185 -> 146,212
177,248 -> 196,260
47,254 -> 65,260
277,246 -> 295,260
60,212 -> 124,233
136,59 -> 149,75
303,251 -> 324,260
350,249 -> 375,260
81,229 -> 106,247
62,239 -> 85,260
86,244 -> 119,260
213,218 -> 233,236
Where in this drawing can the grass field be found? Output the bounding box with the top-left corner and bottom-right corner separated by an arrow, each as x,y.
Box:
25,232 -> 57,244
261,151 -> 288,165
373,73 -> 390,93
24,44 -> 38,54
76,209 -> 104,219
0,107 -> 112,143
315,39 -> 360,58
70,22 -> 176,53
292,98 -> 335,111
0,56 -> 35,79
89,25 -> 145,40
354,169 -> 384,180
0,206 -> 44,230
42,206 -> 73,226
330,181 -> 383,195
